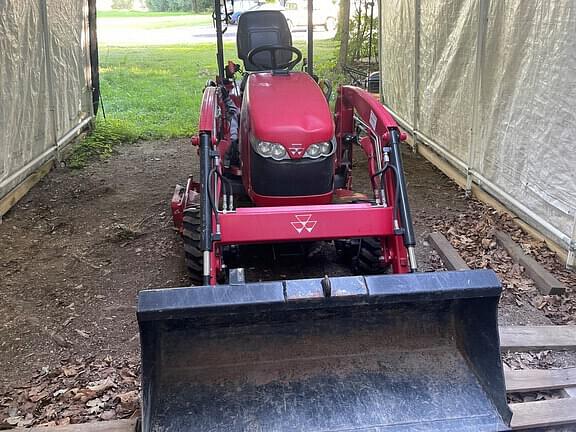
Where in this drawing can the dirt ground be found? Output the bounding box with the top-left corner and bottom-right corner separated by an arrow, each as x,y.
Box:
1,138 -> 575,427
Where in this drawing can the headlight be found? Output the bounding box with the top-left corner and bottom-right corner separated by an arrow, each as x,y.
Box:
306,144 -> 321,158
270,144 -> 287,160
304,141 -> 333,159
251,135 -> 289,160
257,141 -> 272,156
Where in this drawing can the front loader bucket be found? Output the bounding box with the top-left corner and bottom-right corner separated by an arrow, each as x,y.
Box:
137,270 -> 512,431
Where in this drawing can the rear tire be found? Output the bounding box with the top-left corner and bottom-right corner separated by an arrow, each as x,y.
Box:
182,207 -> 203,285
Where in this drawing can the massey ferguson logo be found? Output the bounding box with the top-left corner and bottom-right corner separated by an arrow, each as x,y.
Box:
288,144 -> 304,157
291,214 -> 317,234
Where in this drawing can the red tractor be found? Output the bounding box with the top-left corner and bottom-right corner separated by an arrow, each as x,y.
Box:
137,5 -> 512,431
171,10 -> 417,285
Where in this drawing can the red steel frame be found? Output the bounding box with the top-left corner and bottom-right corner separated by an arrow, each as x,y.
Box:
173,80 -> 411,285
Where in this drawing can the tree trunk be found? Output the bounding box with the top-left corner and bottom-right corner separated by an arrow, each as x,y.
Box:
336,0 -> 350,71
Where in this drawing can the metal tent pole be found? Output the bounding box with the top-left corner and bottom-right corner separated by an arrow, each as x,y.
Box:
367,0 -> 374,74
39,0 -> 59,149
467,0 -> 489,195
413,0 -> 421,142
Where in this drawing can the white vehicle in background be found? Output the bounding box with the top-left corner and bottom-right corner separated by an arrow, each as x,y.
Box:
282,0 -> 338,31
230,1 -> 284,24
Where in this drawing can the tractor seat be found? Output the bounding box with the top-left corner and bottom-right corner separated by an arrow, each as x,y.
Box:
237,10 -> 293,71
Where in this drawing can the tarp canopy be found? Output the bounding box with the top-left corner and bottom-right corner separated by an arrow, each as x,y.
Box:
0,0 -> 94,203
379,0 -> 576,267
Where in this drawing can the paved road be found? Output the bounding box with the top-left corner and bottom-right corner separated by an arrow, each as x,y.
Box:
98,23 -> 335,45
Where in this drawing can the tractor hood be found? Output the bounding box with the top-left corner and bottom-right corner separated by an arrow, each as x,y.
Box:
246,72 -> 334,152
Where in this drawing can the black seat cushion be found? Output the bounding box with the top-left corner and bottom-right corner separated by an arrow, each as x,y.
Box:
237,10 -> 292,71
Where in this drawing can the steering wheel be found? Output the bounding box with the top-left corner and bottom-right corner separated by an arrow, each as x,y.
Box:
247,45 -> 303,71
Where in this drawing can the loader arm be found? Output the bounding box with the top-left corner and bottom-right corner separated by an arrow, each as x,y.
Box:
335,86 -> 417,270
195,85 -> 235,284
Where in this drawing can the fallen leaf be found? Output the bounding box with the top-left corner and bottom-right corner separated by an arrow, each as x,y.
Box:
72,388 -> 97,403
100,409 -> 116,420
86,397 -> 104,415
87,377 -> 116,394
62,366 -> 78,377
75,329 -> 89,338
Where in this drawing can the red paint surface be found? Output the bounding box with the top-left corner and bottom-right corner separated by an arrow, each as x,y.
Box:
175,79 -> 413,283
219,204 -> 395,244
198,86 -> 217,133
246,72 -> 334,152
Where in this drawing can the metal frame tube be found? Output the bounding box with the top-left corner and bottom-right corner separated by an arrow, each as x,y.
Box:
467,0 -> 489,193
56,116 -> 93,149
39,0 -> 59,148
214,0 -> 225,81
367,0 -> 375,74
307,0 -> 314,77
413,0 -> 421,134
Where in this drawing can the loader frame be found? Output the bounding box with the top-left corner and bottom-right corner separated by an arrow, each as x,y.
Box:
171,83 -> 417,284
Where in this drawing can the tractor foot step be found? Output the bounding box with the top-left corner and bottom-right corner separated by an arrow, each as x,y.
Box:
229,268 -> 245,285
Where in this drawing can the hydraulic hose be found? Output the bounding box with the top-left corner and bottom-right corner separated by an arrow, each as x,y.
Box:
372,163 -> 401,221
207,168 -> 219,225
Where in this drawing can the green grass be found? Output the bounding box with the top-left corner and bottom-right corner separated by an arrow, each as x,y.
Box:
98,43 -> 236,138
97,12 -> 212,30
97,10 -> 202,18
72,39 -> 339,167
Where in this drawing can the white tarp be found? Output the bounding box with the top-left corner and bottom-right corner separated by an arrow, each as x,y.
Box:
379,0 -> 576,266
0,0 -> 92,201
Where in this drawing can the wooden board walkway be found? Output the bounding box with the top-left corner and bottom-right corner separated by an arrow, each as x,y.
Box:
505,367 -> 576,392
510,397 -> 576,429
495,231 -> 566,295
28,419 -> 137,432
500,325 -> 576,351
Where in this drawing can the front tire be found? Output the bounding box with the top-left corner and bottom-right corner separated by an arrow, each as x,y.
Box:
182,207 -> 203,285
336,237 -> 387,275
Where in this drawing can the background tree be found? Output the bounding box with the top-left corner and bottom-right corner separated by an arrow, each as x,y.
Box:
336,0 -> 350,71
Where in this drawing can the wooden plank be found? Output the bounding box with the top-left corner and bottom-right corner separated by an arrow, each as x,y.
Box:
510,397 -> 576,429
495,230 -> 566,296
415,143 -> 570,264
500,326 -> 576,351
25,419 -> 136,432
427,232 -> 470,270
0,159 -> 53,219
505,368 -> 576,392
